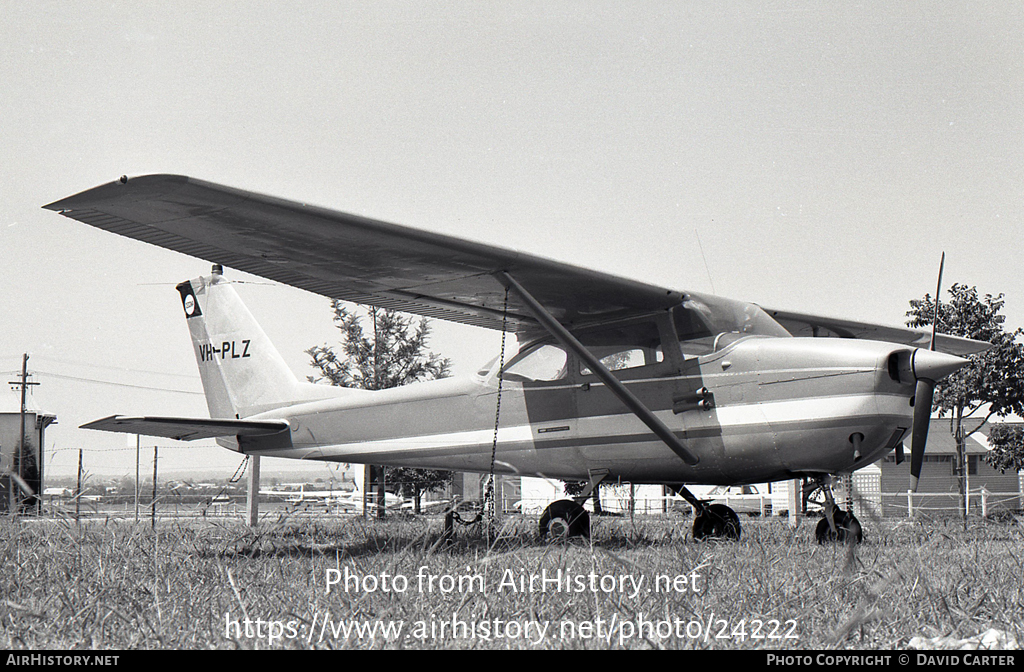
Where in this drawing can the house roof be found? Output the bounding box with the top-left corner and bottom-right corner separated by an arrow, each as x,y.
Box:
910,419 -> 1023,455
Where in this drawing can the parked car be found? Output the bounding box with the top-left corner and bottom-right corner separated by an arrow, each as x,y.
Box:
706,485 -> 772,516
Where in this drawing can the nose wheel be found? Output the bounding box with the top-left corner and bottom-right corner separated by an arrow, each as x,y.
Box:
807,475 -> 863,545
815,504 -> 863,544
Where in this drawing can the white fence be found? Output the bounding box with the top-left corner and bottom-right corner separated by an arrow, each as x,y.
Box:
881,488 -> 1020,518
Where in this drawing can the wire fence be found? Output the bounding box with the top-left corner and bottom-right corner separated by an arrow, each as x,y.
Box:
879,489 -> 1021,518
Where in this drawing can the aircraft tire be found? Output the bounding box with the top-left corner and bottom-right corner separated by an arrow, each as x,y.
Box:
815,509 -> 863,545
538,499 -> 590,540
692,504 -> 741,541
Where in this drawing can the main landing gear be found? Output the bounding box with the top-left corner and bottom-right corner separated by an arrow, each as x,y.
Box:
806,475 -> 863,545
537,491 -> 744,542
538,499 -> 590,540
538,469 -> 609,541
692,503 -> 741,541
666,484 -> 743,541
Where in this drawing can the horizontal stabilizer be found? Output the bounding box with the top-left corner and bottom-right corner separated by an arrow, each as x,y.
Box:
81,415 -> 290,441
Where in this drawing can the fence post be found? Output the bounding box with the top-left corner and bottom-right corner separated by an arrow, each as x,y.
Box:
981,488 -> 989,518
788,478 -> 799,528
907,489 -> 913,518
247,455 -> 261,527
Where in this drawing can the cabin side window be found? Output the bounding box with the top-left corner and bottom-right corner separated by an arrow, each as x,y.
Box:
576,319 -> 664,376
502,344 -> 568,382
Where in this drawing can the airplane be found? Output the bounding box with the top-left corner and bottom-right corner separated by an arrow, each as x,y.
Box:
44,174 -> 988,543
260,483 -> 403,511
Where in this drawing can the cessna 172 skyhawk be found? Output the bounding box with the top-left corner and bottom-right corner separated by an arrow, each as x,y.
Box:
45,175 -> 987,542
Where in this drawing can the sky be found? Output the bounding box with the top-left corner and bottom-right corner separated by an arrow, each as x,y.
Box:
1,1 -> 1021,481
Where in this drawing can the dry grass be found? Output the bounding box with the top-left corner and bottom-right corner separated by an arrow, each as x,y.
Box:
2,511 -> 1023,649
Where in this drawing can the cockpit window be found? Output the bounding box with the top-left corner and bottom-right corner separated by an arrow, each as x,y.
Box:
675,292 -> 791,355
673,304 -> 716,355
684,292 -> 791,338
502,344 -> 568,382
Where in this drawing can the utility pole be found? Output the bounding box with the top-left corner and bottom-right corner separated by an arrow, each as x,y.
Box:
151,446 -> 158,529
9,354 -> 39,515
135,435 -> 140,523
76,448 -> 83,522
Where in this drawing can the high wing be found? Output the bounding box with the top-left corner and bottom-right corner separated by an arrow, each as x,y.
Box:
44,174 -> 684,334
46,174 -> 989,354
764,309 -> 990,357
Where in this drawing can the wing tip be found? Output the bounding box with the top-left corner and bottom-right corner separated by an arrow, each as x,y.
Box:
43,174 -> 192,212
79,415 -> 128,430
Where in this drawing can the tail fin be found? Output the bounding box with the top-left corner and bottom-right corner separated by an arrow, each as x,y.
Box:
176,267 -> 344,418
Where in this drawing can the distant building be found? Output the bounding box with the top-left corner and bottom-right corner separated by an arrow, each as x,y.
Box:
878,419 -> 1021,516
0,411 -> 58,514
451,472 -> 520,513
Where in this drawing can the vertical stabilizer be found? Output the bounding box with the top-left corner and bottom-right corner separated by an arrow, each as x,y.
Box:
176,269 -> 308,418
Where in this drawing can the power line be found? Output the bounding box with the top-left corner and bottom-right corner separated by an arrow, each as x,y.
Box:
50,444 -> 217,453
31,370 -> 202,395
29,354 -> 200,381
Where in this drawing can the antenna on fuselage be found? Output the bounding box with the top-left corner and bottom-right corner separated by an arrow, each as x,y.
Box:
694,227 -> 716,294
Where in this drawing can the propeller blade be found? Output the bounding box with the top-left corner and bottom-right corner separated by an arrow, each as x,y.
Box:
929,252 -> 944,351
907,348 -> 968,492
911,251 -> 952,493
909,378 -> 935,492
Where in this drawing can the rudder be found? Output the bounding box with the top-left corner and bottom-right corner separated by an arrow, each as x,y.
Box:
176,267 -> 309,419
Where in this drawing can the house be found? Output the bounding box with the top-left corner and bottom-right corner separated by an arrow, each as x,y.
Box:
878,419 -> 1021,517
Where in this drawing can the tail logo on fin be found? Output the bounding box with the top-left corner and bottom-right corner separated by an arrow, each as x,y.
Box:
176,281 -> 202,318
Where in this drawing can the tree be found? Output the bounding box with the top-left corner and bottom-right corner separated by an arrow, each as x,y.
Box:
307,302 -> 451,390
562,479 -> 603,514
307,301 -> 454,516
389,468 -> 453,513
984,424 -> 1024,474
906,284 -> 1024,513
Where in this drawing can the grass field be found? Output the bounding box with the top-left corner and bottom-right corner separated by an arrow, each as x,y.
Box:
2,511 -> 1022,649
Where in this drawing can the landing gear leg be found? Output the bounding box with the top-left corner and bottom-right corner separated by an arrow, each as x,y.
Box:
668,484 -> 741,541
572,469 -> 609,507
810,475 -> 863,545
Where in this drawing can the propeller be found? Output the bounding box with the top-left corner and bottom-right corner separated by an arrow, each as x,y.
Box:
908,348 -> 966,490
908,252 -> 965,492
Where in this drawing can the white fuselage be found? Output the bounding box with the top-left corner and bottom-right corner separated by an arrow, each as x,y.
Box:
233,336 -> 915,485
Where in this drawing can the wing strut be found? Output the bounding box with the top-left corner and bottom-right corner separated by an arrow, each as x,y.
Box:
495,271 -> 699,466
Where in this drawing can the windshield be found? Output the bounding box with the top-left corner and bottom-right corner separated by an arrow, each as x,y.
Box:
675,292 -> 791,355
